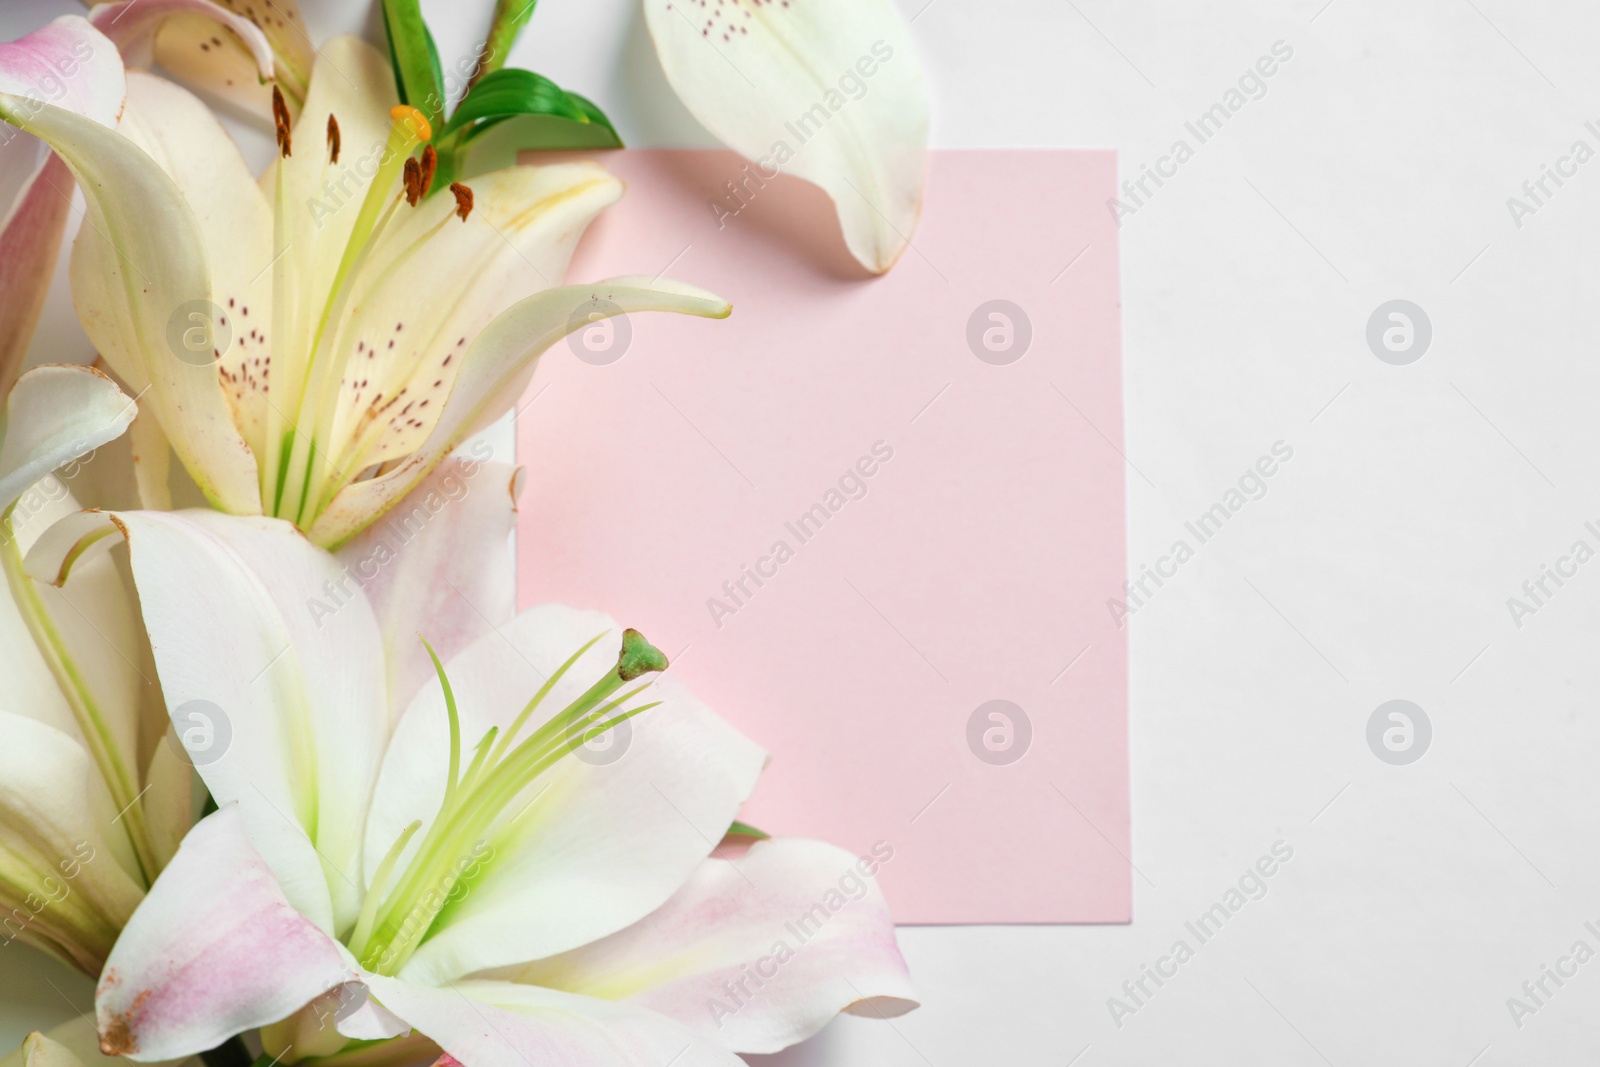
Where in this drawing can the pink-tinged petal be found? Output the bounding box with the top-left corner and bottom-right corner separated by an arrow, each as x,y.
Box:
363,976 -> 744,1067
490,838 -> 916,1054
0,153 -> 69,396
335,454 -> 520,724
0,17 -> 124,129
0,15 -> 125,392
363,605 -> 766,987
96,807 -> 351,1062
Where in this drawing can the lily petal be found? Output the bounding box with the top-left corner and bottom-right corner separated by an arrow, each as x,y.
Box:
30,509 -> 390,935
0,17 -> 125,129
109,71 -> 273,460
363,976 -> 744,1067
364,604 -> 766,986
20,1032 -> 82,1067
0,712 -> 145,975
96,807 -> 350,1062
0,365 -> 135,514
127,404 -> 173,510
308,277 -> 731,548
263,34 -> 397,445
0,15 -> 125,394
318,162 -> 622,488
1,95 -> 262,514
88,0 -> 282,117
0,154 -> 71,398
335,455 -> 521,723
491,837 -> 917,1053
642,0 -> 930,273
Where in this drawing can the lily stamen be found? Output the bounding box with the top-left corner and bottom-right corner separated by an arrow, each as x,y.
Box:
326,112 -> 341,163
419,144 -> 438,198
449,181 -> 473,221
272,84 -> 292,157
403,156 -> 422,206
355,628 -> 671,976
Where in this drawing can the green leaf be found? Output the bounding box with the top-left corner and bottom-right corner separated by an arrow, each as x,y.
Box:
726,821 -> 770,840
381,0 -> 446,132
444,68 -> 621,147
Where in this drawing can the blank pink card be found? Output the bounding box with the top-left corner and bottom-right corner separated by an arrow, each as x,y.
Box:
515,149 -> 1128,923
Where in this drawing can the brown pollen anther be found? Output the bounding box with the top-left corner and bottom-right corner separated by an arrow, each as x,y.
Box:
450,182 -> 474,221
419,144 -> 437,198
326,114 -> 341,163
272,85 -> 292,157
403,156 -> 422,206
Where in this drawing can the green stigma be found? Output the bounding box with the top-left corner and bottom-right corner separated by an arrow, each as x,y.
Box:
617,628 -> 669,681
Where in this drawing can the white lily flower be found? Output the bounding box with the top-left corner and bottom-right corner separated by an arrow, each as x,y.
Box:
1,34 -> 729,548
643,0 -> 930,274
30,502 -> 916,1066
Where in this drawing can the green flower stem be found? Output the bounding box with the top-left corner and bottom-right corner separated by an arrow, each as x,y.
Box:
471,0 -> 540,90
0,513 -> 158,884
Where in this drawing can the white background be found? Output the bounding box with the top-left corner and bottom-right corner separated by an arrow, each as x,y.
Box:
4,0 -> 1600,1063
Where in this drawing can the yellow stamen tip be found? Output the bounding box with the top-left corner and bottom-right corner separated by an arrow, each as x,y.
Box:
390,105 -> 432,142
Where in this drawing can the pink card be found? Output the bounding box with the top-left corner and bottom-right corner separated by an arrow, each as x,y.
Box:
515,150 -> 1128,923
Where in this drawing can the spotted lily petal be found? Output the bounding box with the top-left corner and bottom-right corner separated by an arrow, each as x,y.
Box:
307,276 -> 731,548
89,0 -> 309,116
2,94 -> 262,514
643,0 -> 929,273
